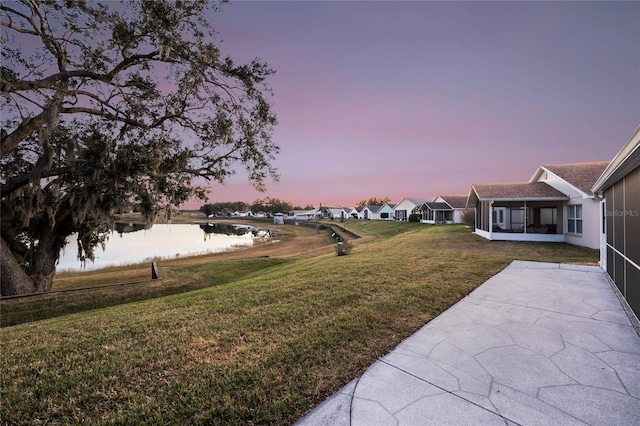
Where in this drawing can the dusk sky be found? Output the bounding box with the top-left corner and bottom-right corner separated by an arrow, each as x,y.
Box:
191,0 -> 639,209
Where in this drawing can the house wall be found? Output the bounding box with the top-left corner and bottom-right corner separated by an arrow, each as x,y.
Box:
564,197 -> 601,250
453,209 -> 465,224
362,207 -> 379,220
378,205 -> 395,220
535,170 -> 600,249
393,200 -> 418,220
328,210 -> 347,219
604,165 -> 640,318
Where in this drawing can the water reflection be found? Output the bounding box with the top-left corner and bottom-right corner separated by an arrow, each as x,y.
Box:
57,223 -> 271,271
200,223 -> 272,241
114,222 -> 152,234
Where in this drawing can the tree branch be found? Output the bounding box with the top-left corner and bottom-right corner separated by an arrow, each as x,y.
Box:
1,167 -> 69,196
1,115 -> 43,158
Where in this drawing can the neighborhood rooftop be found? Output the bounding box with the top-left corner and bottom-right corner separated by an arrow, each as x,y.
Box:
422,202 -> 451,210
436,194 -> 468,209
469,182 -> 569,202
535,161 -> 610,194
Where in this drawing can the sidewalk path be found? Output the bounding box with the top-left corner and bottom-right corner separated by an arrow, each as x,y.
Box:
296,261 -> 640,426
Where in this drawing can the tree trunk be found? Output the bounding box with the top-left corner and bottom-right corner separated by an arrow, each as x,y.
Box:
1,236 -> 57,296
1,237 -> 38,296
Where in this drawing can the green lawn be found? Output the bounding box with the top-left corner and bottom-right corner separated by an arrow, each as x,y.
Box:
0,223 -> 598,424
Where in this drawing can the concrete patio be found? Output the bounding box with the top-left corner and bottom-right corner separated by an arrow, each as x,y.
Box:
296,260 -> 640,425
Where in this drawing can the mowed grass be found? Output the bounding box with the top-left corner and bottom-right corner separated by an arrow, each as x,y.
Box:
0,224 -> 598,424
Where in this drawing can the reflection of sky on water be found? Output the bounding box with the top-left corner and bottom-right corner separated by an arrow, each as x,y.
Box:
57,224 -> 255,271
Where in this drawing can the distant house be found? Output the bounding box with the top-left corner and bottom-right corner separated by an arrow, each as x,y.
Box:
393,198 -> 429,221
231,211 -> 252,217
418,195 -> 469,224
289,209 -> 317,221
360,205 -> 380,220
418,201 -> 454,224
361,205 -> 382,220
467,161 -> 609,249
379,203 -> 396,220
592,126 -> 640,318
325,207 -> 349,220
348,207 -> 362,219
436,195 -> 469,223
273,213 -> 285,225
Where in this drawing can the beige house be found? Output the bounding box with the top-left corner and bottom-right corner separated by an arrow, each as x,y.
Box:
467,161 -> 609,249
393,198 -> 429,221
418,194 -> 470,224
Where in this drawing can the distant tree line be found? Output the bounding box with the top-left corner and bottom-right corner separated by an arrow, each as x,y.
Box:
356,197 -> 391,208
200,197 -> 302,216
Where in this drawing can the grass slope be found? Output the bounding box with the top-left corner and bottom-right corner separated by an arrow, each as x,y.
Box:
0,224 -> 598,424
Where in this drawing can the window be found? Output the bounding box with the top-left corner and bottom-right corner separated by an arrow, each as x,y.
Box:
510,208 -> 524,231
540,207 -> 557,225
568,204 -> 582,234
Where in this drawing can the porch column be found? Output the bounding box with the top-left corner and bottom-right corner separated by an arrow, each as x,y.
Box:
489,201 -> 493,238
524,201 -> 527,234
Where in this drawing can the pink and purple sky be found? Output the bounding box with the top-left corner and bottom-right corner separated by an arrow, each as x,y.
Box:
189,0 -> 639,209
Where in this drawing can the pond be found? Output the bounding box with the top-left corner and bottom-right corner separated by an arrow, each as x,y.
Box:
56,223 -> 272,271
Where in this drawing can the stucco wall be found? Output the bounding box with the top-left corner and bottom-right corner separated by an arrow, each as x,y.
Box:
563,197 -> 601,250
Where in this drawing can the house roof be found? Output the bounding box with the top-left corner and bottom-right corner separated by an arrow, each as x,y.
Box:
435,194 -> 468,209
421,202 -> 451,211
469,182 -> 569,203
398,198 -> 430,206
535,161 -> 610,194
593,126 -> 640,193
364,205 -> 383,213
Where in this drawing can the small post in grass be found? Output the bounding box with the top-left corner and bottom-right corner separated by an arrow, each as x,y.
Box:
151,261 -> 160,280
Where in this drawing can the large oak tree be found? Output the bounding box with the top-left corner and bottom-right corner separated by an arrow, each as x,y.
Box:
1,0 -> 279,295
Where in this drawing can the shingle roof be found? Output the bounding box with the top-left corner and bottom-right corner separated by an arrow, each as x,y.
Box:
422,202 -> 451,210
436,194 -> 468,209
471,182 -> 569,201
402,198 -> 430,206
540,161 -> 610,194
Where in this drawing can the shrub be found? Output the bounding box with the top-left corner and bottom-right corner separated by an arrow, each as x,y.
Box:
408,213 -> 420,223
461,208 -> 476,228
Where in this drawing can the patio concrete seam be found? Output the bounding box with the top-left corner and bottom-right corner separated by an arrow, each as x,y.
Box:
378,359 -> 523,426
491,382 -> 590,426
467,294 -> 620,323
609,367 -> 635,398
